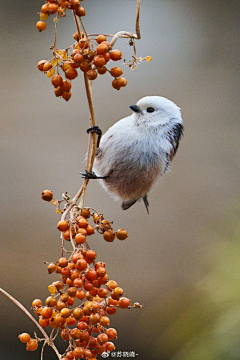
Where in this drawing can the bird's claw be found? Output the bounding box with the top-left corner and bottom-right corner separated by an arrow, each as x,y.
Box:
79,170 -> 99,179
87,126 -> 102,136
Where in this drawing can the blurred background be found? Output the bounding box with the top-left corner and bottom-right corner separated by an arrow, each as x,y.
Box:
1,0 -> 240,359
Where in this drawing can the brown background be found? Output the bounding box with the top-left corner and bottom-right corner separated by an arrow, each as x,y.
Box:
1,0 -> 240,359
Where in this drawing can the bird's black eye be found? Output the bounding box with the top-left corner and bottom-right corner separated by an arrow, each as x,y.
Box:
146,107 -> 155,113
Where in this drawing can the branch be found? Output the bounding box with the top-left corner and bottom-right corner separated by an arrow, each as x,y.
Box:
0,288 -> 61,360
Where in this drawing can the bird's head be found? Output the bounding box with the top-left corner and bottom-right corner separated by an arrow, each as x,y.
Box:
130,96 -> 182,127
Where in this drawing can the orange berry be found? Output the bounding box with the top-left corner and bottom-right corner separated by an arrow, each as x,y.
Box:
72,308 -> 84,320
87,69 -> 98,80
111,287 -> 124,300
104,52 -> 111,63
106,280 -> 118,290
75,259 -> 87,271
106,341 -> 115,352
51,74 -> 63,87
93,213 -> 104,223
60,80 -> 72,92
36,21 -> 47,32
77,228 -> 87,236
97,43 -> 109,55
68,287 -> 77,297
43,61 -> 53,72
97,333 -> 108,345
118,297 -> 130,308
112,79 -> 121,90
96,35 -> 107,44
73,53 -> 83,63
96,267 -> 106,277
110,67 -> 123,77
54,86 -> 64,97
86,250 -> 97,262
70,327 -> 81,339
103,230 -> 115,242
18,333 -> 31,343
116,228 -> 128,240
37,60 -> 47,71
60,308 -> 71,318
94,55 -> 106,68
110,49 -> 122,61
47,263 -> 56,275
79,60 -> 91,72
48,3 -> 58,14
75,233 -> 86,245
66,351 -> 74,360
86,269 -> 97,281
57,220 -> 69,232
76,289 -> 86,300
45,296 -> 57,307
26,339 -> 38,351
89,312 -> 100,325
62,91 -> 72,101
101,41 -> 112,51
106,306 -> 116,315
100,316 -> 110,326
73,278 -> 83,288
32,299 -> 42,307
105,328 -> 117,340
80,208 -> 91,218
73,347 -> 84,358
41,306 -> 52,319
79,39 -> 88,49
58,257 -> 68,267
54,314 -> 66,326
39,317 -> 49,327
98,67 -> 107,75
101,220 -> 112,231
61,329 -> 70,341
117,77 -> 127,87
75,6 -> 86,17
66,68 -> 78,80
41,189 -> 53,201
86,225 -> 95,235
52,280 -> 63,290
41,3 -> 49,14
77,217 -> 89,228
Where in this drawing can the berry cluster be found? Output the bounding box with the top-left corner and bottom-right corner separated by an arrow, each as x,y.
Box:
36,1 -> 130,101
18,190 -> 142,357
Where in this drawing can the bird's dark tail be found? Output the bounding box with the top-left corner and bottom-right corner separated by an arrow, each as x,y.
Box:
121,194 -> 149,214
143,194 -> 149,214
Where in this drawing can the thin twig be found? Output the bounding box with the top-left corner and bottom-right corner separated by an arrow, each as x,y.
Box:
0,288 -> 61,359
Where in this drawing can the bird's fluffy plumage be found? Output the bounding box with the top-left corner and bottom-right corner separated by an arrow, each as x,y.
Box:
93,96 -> 183,210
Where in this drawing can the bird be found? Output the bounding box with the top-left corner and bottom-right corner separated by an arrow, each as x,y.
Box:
81,96 -> 184,213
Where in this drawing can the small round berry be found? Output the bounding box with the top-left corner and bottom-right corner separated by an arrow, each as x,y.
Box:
26,339 -> 38,351
47,263 -> 57,274
101,41 -> 112,51
97,44 -> 109,55
75,6 -> 86,17
62,91 -> 72,101
60,80 -> 72,92
61,329 -> 70,341
80,208 -> 91,218
99,315 -> 110,326
110,49 -> 122,61
41,3 -> 49,14
98,67 -> 107,75
47,68 -> 55,77
103,230 -> 115,242
77,217 -> 89,228
86,225 -> 95,235
85,269 -> 97,281
116,228 -> 128,240
96,266 -> 107,277
73,278 -> 83,288
75,233 -> 86,245
18,333 -> 31,343
79,60 -> 91,72
54,86 -> 64,97
73,53 -> 83,63
66,351 -> 74,360
96,35 -> 107,44
58,257 -> 68,267
41,306 -> 53,319
97,333 -> 108,345
39,317 -> 49,327
45,296 -> 57,307
105,328 -> 117,340
89,312 -> 100,325
51,74 -> 63,87
70,327 -> 81,339
72,308 -> 84,319
106,341 -> 116,352
32,299 -> 42,307
94,55 -> 106,68
41,190 -> 53,202
57,220 -> 69,232
37,60 -> 47,71
106,306 -> 116,315
48,3 -> 58,14
60,308 -> 71,318
106,280 -> 118,290
118,297 -> 130,308
43,62 -> 53,72
104,52 -> 111,63
116,77 -> 127,87
78,39 -> 89,49
66,68 -> 78,80
73,347 -> 84,358
76,289 -> 86,300
40,13 -> 48,21
112,79 -> 121,90
67,287 -> 77,297
110,67 -> 123,78
93,213 -> 104,223
54,314 -> 66,326
87,69 -> 98,80
75,259 -> 87,271
111,287 -> 124,300
36,21 -> 47,32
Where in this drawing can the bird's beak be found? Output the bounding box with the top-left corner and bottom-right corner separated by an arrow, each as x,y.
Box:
130,105 -> 142,113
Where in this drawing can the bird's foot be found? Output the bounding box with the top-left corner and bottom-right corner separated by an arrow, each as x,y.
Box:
80,170 -> 109,180
87,126 -> 102,147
